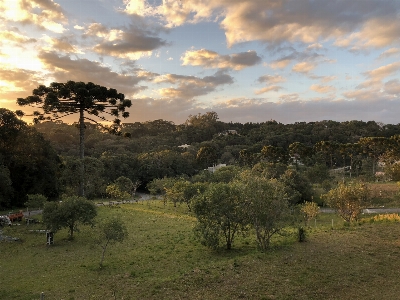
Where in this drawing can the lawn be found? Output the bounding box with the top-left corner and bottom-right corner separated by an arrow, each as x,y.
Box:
1,200 -> 400,299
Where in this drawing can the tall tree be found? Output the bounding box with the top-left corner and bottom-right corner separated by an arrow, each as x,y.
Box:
17,81 -> 131,196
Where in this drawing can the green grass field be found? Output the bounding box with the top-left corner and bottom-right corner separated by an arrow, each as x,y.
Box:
1,200 -> 400,300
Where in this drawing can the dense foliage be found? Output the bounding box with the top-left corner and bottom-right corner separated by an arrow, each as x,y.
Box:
0,109 -> 60,208
5,107 -> 400,209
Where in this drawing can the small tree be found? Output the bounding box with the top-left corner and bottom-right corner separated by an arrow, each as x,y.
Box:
106,176 -> 134,200
97,218 -> 128,268
322,182 -> 370,223
25,194 -> 47,211
300,201 -> 320,226
106,184 -> 130,201
238,172 -> 290,250
192,182 -> 246,250
165,180 -> 207,211
43,196 -> 97,239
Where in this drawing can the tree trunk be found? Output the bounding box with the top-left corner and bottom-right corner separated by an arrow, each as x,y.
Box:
69,224 -> 74,239
79,106 -> 85,197
100,241 -> 109,268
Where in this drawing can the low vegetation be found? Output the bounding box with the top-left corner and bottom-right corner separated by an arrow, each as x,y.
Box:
2,201 -> 400,299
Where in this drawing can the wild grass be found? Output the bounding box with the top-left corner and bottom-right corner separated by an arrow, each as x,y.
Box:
1,200 -> 400,299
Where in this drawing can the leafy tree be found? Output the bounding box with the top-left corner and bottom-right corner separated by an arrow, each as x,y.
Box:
304,164 -> 331,184
60,156 -> 105,198
165,180 -> 207,210
113,176 -> 133,193
192,182 -> 246,250
183,112 -> 219,143
25,194 -> 47,211
238,172 -> 290,250
0,163 -> 13,209
17,81 -> 132,197
279,169 -> 313,205
322,182 -> 370,223
106,177 -> 134,200
138,150 -> 195,184
106,184 -> 131,201
96,218 -> 128,268
261,145 -> 287,164
300,201 -> 320,226
359,137 -> 389,176
196,144 -> 218,169
314,141 -> 339,168
0,109 -> 60,207
289,142 -> 312,167
252,162 -> 287,179
212,165 -> 241,183
43,196 -> 97,239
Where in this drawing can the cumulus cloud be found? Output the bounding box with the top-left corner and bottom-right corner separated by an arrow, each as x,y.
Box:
181,49 -> 261,70
378,48 -> 400,60
255,85 -> 283,95
269,59 -> 291,69
320,76 -> 337,83
292,61 -> 316,74
0,30 -> 37,45
310,84 -> 336,94
129,0 -> 400,50
0,0 -> 67,33
38,51 -> 157,95
257,75 -> 286,84
0,68 -> 41,94
307,43 -> 323,50
41,35 -> 82,53
155,70 -> 234,99
84,23 -> 167,59
384,79 -> 400,95
364,62 -> 400,81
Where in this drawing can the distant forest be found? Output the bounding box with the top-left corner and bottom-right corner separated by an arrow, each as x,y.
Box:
2,109 -> 400,208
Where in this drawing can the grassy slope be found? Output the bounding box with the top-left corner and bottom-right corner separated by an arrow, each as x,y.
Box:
1,200 -> 400,300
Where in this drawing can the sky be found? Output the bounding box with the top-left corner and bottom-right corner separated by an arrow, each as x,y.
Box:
1,0 -> 400,125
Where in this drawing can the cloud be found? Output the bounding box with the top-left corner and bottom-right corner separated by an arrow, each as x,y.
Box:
38,51 -> 157,95
292,61 -> 316,74
269,59 -> 291,69
307,43 -> 323,50
84,23 -> 167,59
0,0 -> 67,33
0,30 -> 37,45
320,76 -> 337,83
384,79 -> 400,95
257,75 -> 286,84
364,62 -> 400,81
310,84 -> 336,94
0,67 -> 41,94
41,35 -> 82,53
378,48 -> 400,60
155,70 -> 234,99
255,85 -> 283,95
181,49 -> 261,70
133,0 -> 400,50
209,97 -> 399,125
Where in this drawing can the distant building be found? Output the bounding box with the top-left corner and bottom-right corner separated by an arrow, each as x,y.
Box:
178,144 -> 191,149
218,130 -> 238,136
206,164 -> 227,173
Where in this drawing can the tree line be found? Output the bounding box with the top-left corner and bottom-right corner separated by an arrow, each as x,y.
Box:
3,106 -> 400,208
